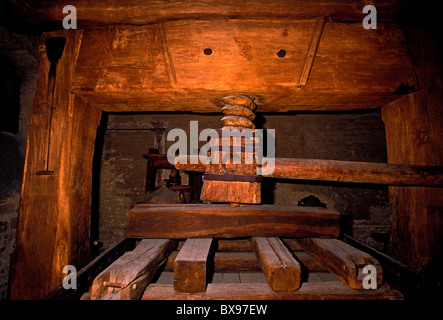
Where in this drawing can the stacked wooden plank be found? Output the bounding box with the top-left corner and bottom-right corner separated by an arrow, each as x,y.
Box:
86,237 -> 402,300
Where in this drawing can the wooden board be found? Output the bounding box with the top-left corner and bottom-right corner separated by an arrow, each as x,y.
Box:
251,237 -> 301,291
271,158 -> 443,186
167,251 -> 261,273
296,238 -> 382,289
44,238 -> 135,300
171,239 -> 326,272
71,21 -> 416,112
176,157 -> 443,186
126,204 -> 340,239
142,282 -> 403,300
91,239 -> 176,300
200,180 -> 261,204
174,238 -> 213,293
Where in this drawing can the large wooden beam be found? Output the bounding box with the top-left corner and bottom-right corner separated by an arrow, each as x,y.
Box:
9,30 -> 102,300
44,238 -> 135,300
296,238 -> 382,289
271,158 -> 443,186
381,23 -> 443,280
71,21 -> 416,112
91,239 -> 176,300
174,238 -> 213,293
251,237 -> 301,291
126,204 -> 341,239
175,156 -> 443,186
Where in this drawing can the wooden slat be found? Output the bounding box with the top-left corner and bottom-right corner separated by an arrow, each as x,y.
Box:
126,204 -> 340,239
184,238 -> 303,252
166,251 -> 260,273
381,24 -> 443,278
271,158 -> 443,186
216,239 -> 253,252
142,282 -> 403,300
166,251 -> 326,273
174,238 -> 213,293
251,237 -> 301,291
91,239 -> 176,300
296,238 -> 382,289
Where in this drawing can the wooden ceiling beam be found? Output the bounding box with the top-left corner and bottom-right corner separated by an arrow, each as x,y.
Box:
1,0 -> 416,32
71,20 -> 417,112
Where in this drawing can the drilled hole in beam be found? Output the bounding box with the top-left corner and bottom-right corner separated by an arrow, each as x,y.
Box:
204,48 -> 213,55
277,49 -> 286,58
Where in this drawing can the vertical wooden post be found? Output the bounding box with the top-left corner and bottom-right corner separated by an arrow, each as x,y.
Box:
382,24 -> 443,279
9,30 -> 102,299
174,238 -> 213,293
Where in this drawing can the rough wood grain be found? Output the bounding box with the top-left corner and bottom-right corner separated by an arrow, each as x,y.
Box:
8,30 -> 103,300
142,282 -> 403,300
251,237 -> 301,291
71,21 -> 416,112
296,238 -> 382,289
271,158 -> 443,186
176,157 -> 443,186
381,24 -> 443,280
5,0 -> 415,31
44,238 -> 135,300
172,239 -> 327,272
126,204 -> 341,239
166,251 -> 261,273
174,238 -> 213,293
91,239 -> 176,300
200,180 -> 261,204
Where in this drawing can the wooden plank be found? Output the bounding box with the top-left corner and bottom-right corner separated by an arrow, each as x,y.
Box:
126,204 -> 340,239
174,238 -> 213,293
8,29 -> 103,300
44,238 -> 135,300
71,21 -> 416,112
296,238 -> 382,289
175,156 -> 443,186
142,282 -> 403,300
166,251 -> 260,273
200,180 -> 261,204
166,250 -> 326,273
251,237 -> 301,291
271,158 -> 443,186
91,239 -> 176,300
293,252 -> 327,272
213,252 -> 259,272
216,239 -> 253,252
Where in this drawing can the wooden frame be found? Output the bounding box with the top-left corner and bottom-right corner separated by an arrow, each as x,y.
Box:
9,13 -> 442,299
